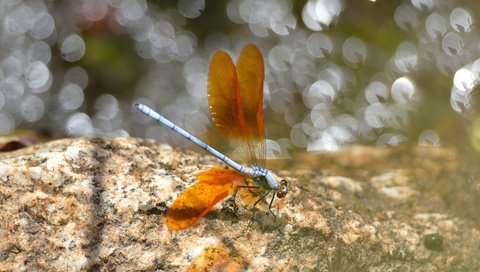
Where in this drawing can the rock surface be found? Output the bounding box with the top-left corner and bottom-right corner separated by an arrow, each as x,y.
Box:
0,138 -> 478,271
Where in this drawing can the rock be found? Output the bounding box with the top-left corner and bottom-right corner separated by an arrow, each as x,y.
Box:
0,138 -> 478,271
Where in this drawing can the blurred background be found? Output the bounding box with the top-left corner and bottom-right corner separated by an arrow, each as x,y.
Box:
1,0 -> 479,158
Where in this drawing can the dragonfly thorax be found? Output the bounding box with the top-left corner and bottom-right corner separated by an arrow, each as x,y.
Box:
251,167 -> 288,198
254,173 -> 288,201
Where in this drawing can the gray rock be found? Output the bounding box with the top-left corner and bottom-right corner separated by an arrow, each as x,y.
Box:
0,138 -> 478,271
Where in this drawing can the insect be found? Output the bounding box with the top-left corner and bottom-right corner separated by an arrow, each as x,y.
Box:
135,44 -> 287,230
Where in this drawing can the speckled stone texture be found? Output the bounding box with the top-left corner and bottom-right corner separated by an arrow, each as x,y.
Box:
0,138 -> 478,271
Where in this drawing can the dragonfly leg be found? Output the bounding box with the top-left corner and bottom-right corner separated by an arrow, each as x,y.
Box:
267,193 -> 277,222
248,190 -> 271,226
232,185 -> 260,213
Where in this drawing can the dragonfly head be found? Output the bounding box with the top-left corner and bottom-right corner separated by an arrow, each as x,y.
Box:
262,171 -> 288,198
276,179 -> 288,198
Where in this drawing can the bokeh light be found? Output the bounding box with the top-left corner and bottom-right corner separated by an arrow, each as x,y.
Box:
0,0 -> 479,156
61,34 -> 86,62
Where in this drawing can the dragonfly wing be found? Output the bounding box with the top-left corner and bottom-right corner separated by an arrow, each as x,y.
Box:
236,44 -> 266,167
208,44 -> 266,167
207,50 -> 248,141
166,167 -> 246,230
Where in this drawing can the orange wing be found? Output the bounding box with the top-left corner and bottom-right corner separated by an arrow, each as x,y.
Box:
166,167 -> 247,230
207,50 -> 248,140
236,44 -> 266,167
207,44 -> 266,167
236,44 -> 265,141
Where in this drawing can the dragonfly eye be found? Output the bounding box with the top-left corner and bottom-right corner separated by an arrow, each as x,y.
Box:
276,179 -> 288,198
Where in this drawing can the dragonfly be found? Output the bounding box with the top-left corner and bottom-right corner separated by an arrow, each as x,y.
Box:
135,44 -> 288,230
